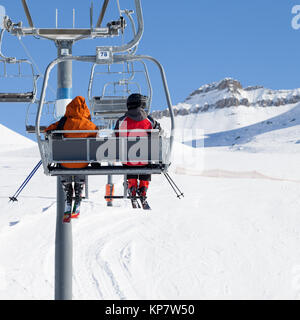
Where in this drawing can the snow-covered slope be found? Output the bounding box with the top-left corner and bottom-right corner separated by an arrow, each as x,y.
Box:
1,100 -> 300,300
0,123 -> 35,153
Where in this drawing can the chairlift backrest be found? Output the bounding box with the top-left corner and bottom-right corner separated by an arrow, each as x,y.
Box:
92,95 -> 128,119
42,129 -> 169,176
88,60 -> 152,121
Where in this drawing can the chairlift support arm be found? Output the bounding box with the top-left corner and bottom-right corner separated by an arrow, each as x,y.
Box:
21,0 -> 34,28
96,0 -> 110,28
6,0 -> 144,51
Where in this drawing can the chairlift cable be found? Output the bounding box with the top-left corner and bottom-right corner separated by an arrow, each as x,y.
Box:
17,36 -> 41,76
116,0 -> 122,17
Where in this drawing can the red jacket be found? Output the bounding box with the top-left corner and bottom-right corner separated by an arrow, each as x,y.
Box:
114,108 -> 160,165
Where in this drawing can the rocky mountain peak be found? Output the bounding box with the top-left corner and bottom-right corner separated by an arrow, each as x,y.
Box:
151,78 -> 300,119
187,78 -> 243,101
216,78 -> 243,91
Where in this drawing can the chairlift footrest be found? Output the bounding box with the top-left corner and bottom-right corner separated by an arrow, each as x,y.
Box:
104,195 -> 143,199
26,125 -> 47,133
48,165 -> 165,176
0,92 -> 34,103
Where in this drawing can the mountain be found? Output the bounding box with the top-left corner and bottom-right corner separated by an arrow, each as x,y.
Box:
151,78 -> 300,118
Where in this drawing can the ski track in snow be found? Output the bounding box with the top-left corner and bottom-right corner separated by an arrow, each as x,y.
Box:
175,167 -> 300,184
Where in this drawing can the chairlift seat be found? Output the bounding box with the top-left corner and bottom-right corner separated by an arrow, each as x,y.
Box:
91,96 -> 128,118
40,130 -> 170,176
0,92 -> 34,103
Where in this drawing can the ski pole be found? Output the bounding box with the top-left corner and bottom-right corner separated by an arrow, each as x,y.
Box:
163,172 -> 184,199
9,160 -> 42,202
10,160 -> 41,200
14,160 -> 42,196
164,173 -> 183,199
9,161 -> 41,202
12,160 -> 42,200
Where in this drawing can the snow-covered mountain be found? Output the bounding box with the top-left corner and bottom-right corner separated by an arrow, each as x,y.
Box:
152,78 -> 300,118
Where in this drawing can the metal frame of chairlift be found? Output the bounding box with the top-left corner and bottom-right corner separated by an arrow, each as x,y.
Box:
26,0 -> 174,178
88,60 -> 153,122
25,99 -> 57,133
36,51 -> 175,177
87,3 -> 150,124
6,0 -> 143,49
0,28 -> 39,103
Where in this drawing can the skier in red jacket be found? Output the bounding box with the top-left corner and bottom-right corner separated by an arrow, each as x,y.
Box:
114,93 -> 161,208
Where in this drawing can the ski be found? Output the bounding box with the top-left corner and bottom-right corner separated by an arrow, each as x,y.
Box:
127,186 -> 141,209
63,202 -> 72,223
139,197 -> 151,210
71,201 -> 81,219
131,197 -> 141,209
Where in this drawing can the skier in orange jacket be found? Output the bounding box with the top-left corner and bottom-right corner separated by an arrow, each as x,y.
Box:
45,96 -> 98,222
45,96 -> 98,168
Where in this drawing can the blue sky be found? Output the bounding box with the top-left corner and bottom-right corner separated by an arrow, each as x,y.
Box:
0,0 -> 300,138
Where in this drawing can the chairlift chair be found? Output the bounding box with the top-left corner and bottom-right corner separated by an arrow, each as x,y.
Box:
0,29 -> 39,103
35,50 -> 175,179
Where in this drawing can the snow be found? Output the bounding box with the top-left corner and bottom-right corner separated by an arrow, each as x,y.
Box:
1,101 -> 300,300
162,104 -> 297,134
0,124 -> 35,153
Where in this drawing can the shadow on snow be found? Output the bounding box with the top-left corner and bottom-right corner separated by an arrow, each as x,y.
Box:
184,103 -> 300,148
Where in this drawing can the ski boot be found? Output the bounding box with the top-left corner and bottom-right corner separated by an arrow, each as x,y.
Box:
105,183 -> 114,207
63,202 -> 72,223
72,182 -> 84,219
128,179 -> 139,209
62,182 -> 73,223
138,181 -> 151,210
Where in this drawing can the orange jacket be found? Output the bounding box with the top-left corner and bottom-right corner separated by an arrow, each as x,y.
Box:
45,96 -> 98,169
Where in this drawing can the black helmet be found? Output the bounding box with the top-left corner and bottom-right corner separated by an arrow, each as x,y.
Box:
127,93 -> 148,110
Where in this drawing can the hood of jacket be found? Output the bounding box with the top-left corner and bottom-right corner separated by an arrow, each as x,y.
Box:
65,96 -> 92,120
125,107 -> 148,122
